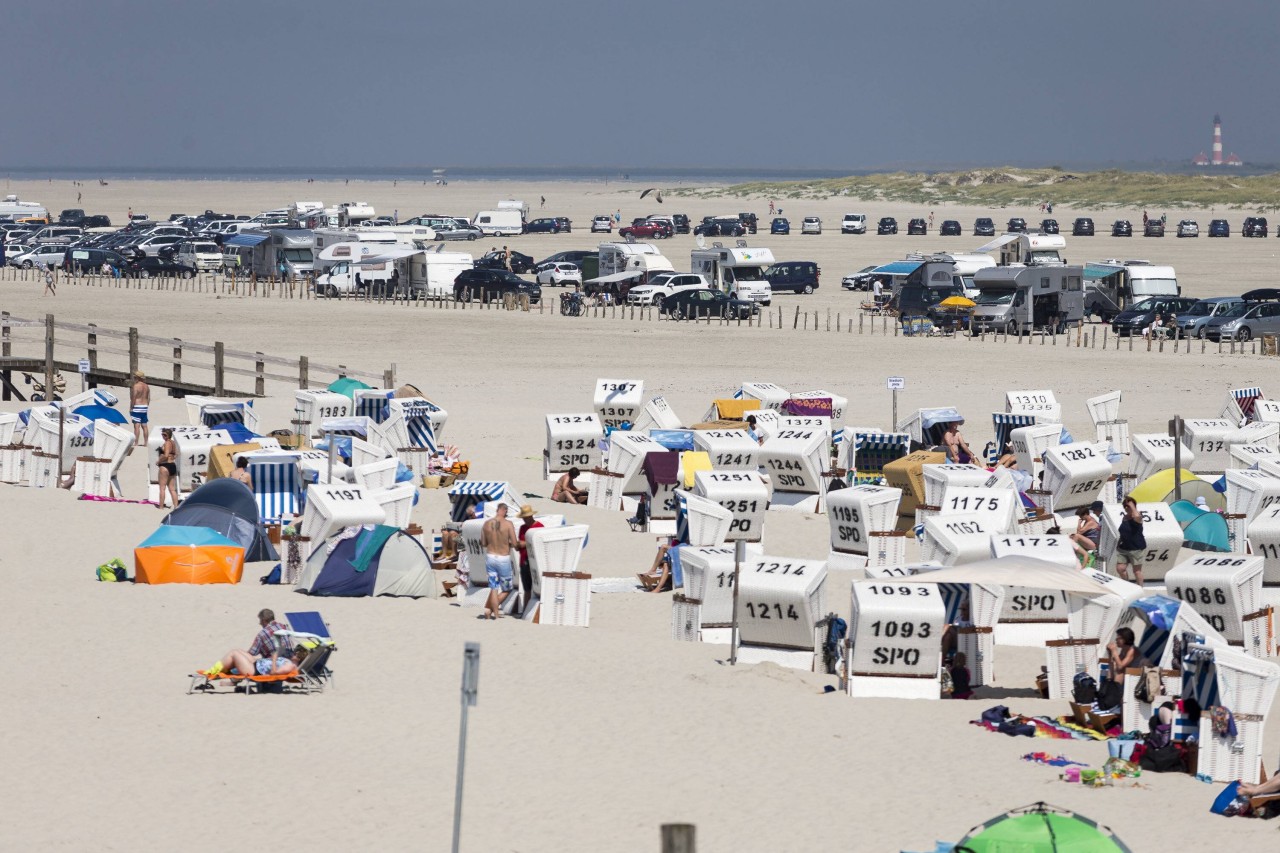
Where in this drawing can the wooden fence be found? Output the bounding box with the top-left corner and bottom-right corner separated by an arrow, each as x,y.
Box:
0,312 -> 395,402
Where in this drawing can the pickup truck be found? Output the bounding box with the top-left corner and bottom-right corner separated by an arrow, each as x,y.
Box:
626,272 -> 711,306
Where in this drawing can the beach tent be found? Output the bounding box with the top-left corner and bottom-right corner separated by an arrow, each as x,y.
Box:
1129,468 -> 1225,510
327,377 -> 372,400
134,526 -> 245,585
295,526 -> 440,598
162,477 -> 278,562
1169,499 -> 1230,552
72,404 -> 128,425
955,801 -> 1132,852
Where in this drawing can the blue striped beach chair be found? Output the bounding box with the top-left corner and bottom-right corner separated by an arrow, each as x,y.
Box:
985,412 -> 1037,466
391,399 -> 439,453
354,389 -> 394,423
852,432 -> 910,485
200,401 -> 256,430
246,451 -> 306,524
447,480 -> 514,522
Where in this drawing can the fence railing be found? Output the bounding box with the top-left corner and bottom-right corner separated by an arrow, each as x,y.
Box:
0,312 -> 396,402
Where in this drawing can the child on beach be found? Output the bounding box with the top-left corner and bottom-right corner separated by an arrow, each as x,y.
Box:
948,652 -> 973,700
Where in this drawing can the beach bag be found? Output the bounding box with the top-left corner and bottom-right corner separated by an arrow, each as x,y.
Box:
96,558 -> 127,582
1139,743 -> 1184,773
1107,739 -> 1139,761
1072,671 -> 1097,705
1211,782 -> 1251,817
1134,667 -> 1162,704
940,668 -> 954,696
997,718 -> 1036,737
981,705 -> 1011,726
1097,679 -> 1123,710
260,564 -> 282,585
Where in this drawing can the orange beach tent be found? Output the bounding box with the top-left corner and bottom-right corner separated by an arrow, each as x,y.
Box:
134,526 -> 245,585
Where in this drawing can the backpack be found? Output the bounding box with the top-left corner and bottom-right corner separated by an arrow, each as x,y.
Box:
1139,743 -> 1184,773
1072,671 -> 1098,705
260,564 -> 282,585
1134,667 -> 1162,704
96,558 -> 127,582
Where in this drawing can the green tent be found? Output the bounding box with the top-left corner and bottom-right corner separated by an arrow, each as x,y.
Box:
956,802 -> 1132,852
327,377 -> 372,400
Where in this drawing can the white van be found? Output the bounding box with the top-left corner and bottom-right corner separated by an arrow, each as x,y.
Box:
841,214 -> 867,234
400,250 -> 473,298
177,241 -> 224,272
473,209 -> 523,237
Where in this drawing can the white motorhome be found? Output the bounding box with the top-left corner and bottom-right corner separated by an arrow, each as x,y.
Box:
336,202 -> 376,227
929,252 -> 996,297
313,242 -> 395,296
1082,259 -> 1180,320
473,209 -> 523,237
690,243 -> 775,305
0,195 -> 48,222
396,247 -> 473,298
975,233 -> 1067,267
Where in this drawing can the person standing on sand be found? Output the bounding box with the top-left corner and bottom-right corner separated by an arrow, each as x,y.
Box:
482,504 -> 518,619
130,371 -> 151,449
502,245 -> 512,272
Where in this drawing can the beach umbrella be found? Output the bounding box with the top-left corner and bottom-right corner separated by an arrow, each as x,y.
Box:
327,377 -> 371,400
939,296 -> 976,308
73,404 -> 128,425
134,525 -> 245,585
1129,468 -> 1225,510
1168,499 -> 1231,552
956,802 -> 1132,852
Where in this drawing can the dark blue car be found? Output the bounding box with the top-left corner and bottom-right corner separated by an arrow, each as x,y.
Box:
523,217 -> 571,234
1208,219 -> 1230,237
770,217 -> 790,235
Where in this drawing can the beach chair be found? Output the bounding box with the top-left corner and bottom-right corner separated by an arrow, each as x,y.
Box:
984,412 -> 1037,466
71,420 -> 133,498
283,611 -> 338,691
246,451 -> 306,525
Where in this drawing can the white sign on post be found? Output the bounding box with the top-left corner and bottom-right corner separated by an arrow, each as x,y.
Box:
78,359 -> 91,374
886,377 -> 906,391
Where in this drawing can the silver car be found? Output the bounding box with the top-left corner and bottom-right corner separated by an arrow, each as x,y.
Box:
434,221 -> 482,241
1202,295 -> 1280,342
10,244 -> 67,268
1176,220 -> 1199,238
801,216 -> 822,235
1175,296 -> 1244,338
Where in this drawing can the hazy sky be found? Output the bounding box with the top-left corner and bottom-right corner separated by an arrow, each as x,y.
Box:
7,0 -> 1278,172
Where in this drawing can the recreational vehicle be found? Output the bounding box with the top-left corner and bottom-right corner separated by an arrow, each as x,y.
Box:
969,265 -> 1086,333
929,252 -> 996,297
1082,260 -> 1180,321
690,243 -> 775,305
584,241 -> 674,297
335,202 -> 377,227
975,233 -> 1067,267
0,195 -> 48,222
472,209 -> 524,237
313,242 -> 394,296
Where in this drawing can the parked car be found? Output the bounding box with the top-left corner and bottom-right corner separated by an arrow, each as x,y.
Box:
475,249 -> 536,274
590,215 -> 613,233
841,265 -> 879,291
619,219 -> 672,239
1144,218 -> 1165,237
625,272 -> 711,306
1071,218 -> 1095,236
57,209 -> 86,227
1176,220 -> 1199,238
127,256 -> 197,278
82,215 -> 112,229
973,217 -> 995,236
693,217 -> 745,237
841,213 -> 867,234
1006,218 -> 1027,233
1040,219 -> 1059,234
660,288 -> 756,321
907,218 -> 927,235
877,217 -> 898,235
764,261 -> 820,294
62,247 -> 129,274
738,213 -> 758,234
1111,220 -> 1133,237
537,250 -> 596,267
1208,219 -> 1230,237
1174,296 -> 1246,338
524,217 -> 572,234
1110,296 -> 1198,336
1202,290 -> 1280,342
453,268 -> 541,304
1243,217 -> 1269,237
801,216 -> 822,235
770,217 -> 790,235
534,262 -> 582,287
9,244 -> 66,268
671,214 -> 690,234
939,220 -> 962,236
433,222 -> 483,241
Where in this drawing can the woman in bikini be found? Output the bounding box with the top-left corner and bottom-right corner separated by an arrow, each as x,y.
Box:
157,428 -> 180,510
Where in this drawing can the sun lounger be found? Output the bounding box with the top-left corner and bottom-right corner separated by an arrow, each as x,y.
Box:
188,612 -> 336,695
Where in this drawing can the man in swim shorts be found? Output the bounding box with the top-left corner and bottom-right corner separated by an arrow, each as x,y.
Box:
482,503 -> 518,619
130,371 -> 150,450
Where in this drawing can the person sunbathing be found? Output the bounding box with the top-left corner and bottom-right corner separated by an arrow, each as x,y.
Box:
638,541 -> 674,592
1238,774 -> 1280,798
1069,505 -> 1101,566
552,467 -> 588,504
206,645 -> 306,679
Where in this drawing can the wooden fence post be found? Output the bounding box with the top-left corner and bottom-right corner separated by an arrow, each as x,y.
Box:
2,311 -> 10,400
128,326 -> 140,376
45,314 -> 56,404
299,355 -> 309,389
661,824 -> 696,853
384,364 -> 396,389
87,324 -> 98,371
214,341 -> 225,396
255,352 -> 265,396
173,339 -> 183,387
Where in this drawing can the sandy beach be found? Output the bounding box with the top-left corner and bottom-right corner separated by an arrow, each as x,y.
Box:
2,177 -> 1278,851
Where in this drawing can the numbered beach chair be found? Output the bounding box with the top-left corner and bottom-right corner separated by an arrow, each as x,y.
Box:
1223,387 -> 1266,425
447,480 -> 518,522
1181,640 -> 1280,784
246,451 -> 306,525
984,412 -> 1037,466
71,420 -> 133,498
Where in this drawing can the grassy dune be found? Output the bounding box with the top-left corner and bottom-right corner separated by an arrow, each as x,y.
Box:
680,167 -> 1280,209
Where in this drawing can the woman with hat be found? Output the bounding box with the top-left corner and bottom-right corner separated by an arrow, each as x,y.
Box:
515,505 -> 543,614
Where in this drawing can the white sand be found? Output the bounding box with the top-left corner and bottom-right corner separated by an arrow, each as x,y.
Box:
1,178 -> 1276,851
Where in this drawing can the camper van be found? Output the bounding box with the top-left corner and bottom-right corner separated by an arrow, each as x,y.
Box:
1082,260 -> 1180,321
975,233 -> 1067,267
970,265 -> 1086,334
930,252 -> 996,297
336,202 -> 376,227
0,195 -> 49,223
472,209 -> 524,237
313,242 -> 394,296
398,249 -> 473,298
690,243 -> 775,305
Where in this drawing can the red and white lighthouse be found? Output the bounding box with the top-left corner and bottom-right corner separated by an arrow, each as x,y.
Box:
1212,114 -> 1223,166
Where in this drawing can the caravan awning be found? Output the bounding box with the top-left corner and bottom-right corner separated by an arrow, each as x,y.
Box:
223,233 -> 270,247
870,260 -> 923,277
357,246 -> 422,265
973,234 -> 1021,253
585,269 -> 646,284
1083,263 -> 1123,281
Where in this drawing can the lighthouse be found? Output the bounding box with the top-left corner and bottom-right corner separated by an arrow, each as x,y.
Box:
1212,114 -> 1223,166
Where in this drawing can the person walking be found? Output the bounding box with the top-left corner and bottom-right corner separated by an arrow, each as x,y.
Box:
130,371 -> 151,450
